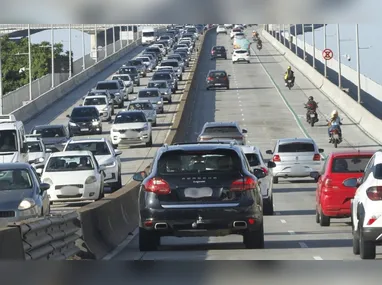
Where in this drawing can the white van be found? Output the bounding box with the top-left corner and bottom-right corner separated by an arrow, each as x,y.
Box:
0,114 -> 28,163
142,27 -> 157,45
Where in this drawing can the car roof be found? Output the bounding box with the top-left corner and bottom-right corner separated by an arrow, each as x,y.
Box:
161,59 -> 178,63
149,80 -> 167,83
67,137 -> 107,143
0,163 -> 32,170
138,88 -> 160,92
97,80 -> 119,84
128,99 -> 152,104
240,145 -> 260,154
120,66 -> 137,69
158,143 -> 243,155
330,150 -> 376,158
73,106 -> 97,110
204,121 -> 238,127
50,150 -> 93,157
277,138 -> 315,144
84,95 -> 107,99
33,124 -> 64,129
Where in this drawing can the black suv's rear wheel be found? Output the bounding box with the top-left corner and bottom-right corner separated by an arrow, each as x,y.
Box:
139,227 -> 160,251
243,222 -> 264,249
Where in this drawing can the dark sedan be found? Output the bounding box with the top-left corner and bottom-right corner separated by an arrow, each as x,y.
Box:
206,70 -> 230,90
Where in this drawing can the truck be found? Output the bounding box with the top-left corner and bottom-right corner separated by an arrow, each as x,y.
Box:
142,27 -> 157,46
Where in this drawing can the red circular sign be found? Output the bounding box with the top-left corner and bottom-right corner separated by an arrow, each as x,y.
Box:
322,48 -> 333,60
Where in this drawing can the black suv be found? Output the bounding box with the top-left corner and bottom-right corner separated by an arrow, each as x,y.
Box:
133,142 -> 265,251
66,106 -> 102,135
206,70 -> 230,90
211,46 -> 227,60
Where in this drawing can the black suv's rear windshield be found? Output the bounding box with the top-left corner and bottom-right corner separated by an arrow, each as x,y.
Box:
278,142 -> 315,153
138,90 -> 159,98
245,153 -> 261,167
331,156 -> 371,173
161,61 -> 179,67
204,126 -> 240,134
209,71 -> 227,77
213,46 -> 225,51
96,82 -> 118,90
157,149 -> 241,174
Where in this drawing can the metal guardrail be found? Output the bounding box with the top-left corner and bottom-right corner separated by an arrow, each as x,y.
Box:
8,211 -> 80,260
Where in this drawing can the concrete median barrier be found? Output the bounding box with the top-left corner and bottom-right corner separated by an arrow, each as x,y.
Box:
78,28 -> 214,260
263,30 -> 382,144
0,227 -> 25,260
11,39 -> 141,124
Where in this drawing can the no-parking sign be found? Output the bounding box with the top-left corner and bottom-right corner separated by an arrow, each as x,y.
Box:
322,48 -> 333,60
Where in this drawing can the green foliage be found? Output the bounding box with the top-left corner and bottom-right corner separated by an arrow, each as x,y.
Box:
0,35 -> 70,94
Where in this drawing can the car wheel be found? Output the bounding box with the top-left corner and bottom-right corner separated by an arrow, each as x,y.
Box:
319,209 -> 330,227
112,144 -> 118,149
137,81 -> 140,87
152,122 -> 157,127
352,224 -> 360,255
118,100 -> 124,108
168,97 -> 172,103
243,222 -> 264,249
360,225 -> 376,259
172,89 -> 176,94
315,208 -> 320,224
145,136 -> 153,147
97,128 -> 103,135
130,88 -> 134,94
247,60 -> 250,63
272,177 -> 278,184
111,172 -> 122,192
96,188 -> 105,200
263,197 -> 274,216
179,75 -> 183,81
111,108 -> 115,116
139,227 -> 160,251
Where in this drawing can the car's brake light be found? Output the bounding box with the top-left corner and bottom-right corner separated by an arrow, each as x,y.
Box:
260,167 -> 268,175
208,77 -> 213,81
313,154 -> 321,161
272,155 -> 281,162
222,76 -> 227,80
366,186 -> 382,201
144,177 -> 171,195
230,177 -> 256,191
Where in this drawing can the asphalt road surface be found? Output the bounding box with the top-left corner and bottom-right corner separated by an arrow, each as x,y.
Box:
110,28 -> 382,260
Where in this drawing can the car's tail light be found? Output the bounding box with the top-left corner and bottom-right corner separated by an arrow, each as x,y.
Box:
199,136 -> 210,141
207,77 -> 213,81
230,176 -> 256,191
324,178 -> 333,187
211,50 -> 215,54
272,155 -> 281,162
313,154 -> 321,161
366,186 -> 382,201
260,167 -> 268,175
367,216 -> 378,225
144,177 -> 171,195
222,76 -> 228,80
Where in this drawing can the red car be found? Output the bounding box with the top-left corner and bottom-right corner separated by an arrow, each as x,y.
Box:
310,150 -> 375,227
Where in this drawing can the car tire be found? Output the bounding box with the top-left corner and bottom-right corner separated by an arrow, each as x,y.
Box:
319,209 -> 330,227
272,177 -> 278,184
247,60 -> 250,63
145,136 -> 153,147
130,88 -> 134,94
118,100 -> 124,108
97,128 -> 103,135
179,75 -> 183,81
360,226 -> 376,259
226,85 -> 230,90
112,144 -> 118,149
139,227 -> 160,251
137,81 -> 140,87
96,188 -> 105,200
168,97 -> 172,103
152,122 -> 157,127
111,172 -> 122,192
243,222 -> 265,249
263,197 -> 274,216
352,224 -> 360,255
315,208 -> 320,224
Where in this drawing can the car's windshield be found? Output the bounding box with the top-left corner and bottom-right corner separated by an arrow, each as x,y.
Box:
137,57 -> 150,62
71,108 -> 98,118
46,155 -> 94,172
0,130 -> 18,152
128,103 -> 153,111
245,153 -> 261,167
331,156 -> 371,173
84,97 -> 107,106
161,61 -> 178,67
119,67 -> 137,74
153,73 -> 171,80
65,142 -> 111,156
26,141 -> 43,153
96,82 -> 118,90
0,169 -> 33,190
112,75 -> 131,81
138,90 -> 160,98
114,112 -> 146,124
148,82 -> 167,89
32,127 -> 65,138
157,150 -> 241,174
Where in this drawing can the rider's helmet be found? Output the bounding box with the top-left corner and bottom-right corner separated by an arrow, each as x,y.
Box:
287,66 -> 291,70
331,110 -> 338,118
309,96 -> 314,101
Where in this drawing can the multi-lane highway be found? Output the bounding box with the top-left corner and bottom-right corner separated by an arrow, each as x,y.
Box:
109,28 -> 382,260
24,42 -> 199,213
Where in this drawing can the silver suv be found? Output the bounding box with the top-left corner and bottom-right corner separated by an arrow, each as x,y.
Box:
94,80 -> 124,108
197,122 -> 248,145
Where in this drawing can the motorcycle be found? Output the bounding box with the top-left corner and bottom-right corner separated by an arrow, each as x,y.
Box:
304,103 -> 319,127
257,43 -> 262,50
329,127 -> 342,148
285,78 -> 294,90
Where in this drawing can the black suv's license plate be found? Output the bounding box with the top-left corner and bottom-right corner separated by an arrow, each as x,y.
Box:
184,187 -> 213,198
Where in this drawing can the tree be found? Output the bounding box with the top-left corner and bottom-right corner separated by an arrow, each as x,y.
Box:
0,35 -> 71,95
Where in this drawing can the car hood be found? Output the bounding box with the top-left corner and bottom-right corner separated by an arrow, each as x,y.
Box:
95,155 -> 114,166
71,117 -> 98,123
28,152 -> 45,162
0,189 -> 34,210
112,122 -> 147,130
0,152 -> 20,163
41,137 -> 68,146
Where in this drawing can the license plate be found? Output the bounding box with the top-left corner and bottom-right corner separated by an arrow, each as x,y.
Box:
215,83 -> 222,86
333,134 -> 339,139
184,187 -> 213,198
310,114 -> 315,118
80,128 -> 89,131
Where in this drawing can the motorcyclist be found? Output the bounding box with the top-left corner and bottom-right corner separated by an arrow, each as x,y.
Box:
328,110 -> 342,142
284,66 -> 295,86
252,30 -> 258,39
305,96 -> 318,121
257,37 -> 262,48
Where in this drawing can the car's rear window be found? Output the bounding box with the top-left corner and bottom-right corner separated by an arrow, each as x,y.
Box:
214,46 -> 225,51
119,67 -> 137,74
235,50 -> 248,54
331,156 -> 371,173
204,126 -> 240,134
96,82 -> 118,90
209,71 -> 227,77
157,149 -> 241,174
138,90 -> 159,98
278,142 -> 315,153
161,61 -> 179,67
245,153 -> 261,167
153,73 -> 171,80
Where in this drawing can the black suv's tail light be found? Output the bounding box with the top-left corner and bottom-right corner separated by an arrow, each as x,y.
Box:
230,177 -> 256,192
144,177 -> 171,195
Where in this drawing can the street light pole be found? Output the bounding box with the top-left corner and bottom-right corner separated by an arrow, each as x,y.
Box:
51,24 -> 54,88
283,24 -> 286,45
27,24 -> 32,101
68,24 -> 72,78
295,24 -> 298,54
355,24 -> 361,104
82,24 -> 85,70
0,39 -> 3,115
312,24 -> 316,69
288,24 -> 292,49
95,24 -> 98,63
120,25 -> 123,50
324,24 -> 327,77
104,26 -> 107,59
337,24 -> 342,89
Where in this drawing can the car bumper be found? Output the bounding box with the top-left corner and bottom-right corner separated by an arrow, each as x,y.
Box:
47,184 -> 101,201
111,132 -> 151,145
233,57 -> 250,62
272,163 -> 321,178
69,124 -> 101,135
133,78 -> 140,85
321,195 -> 352,217
153,104 -> 164,112
140,205 -> 262,237
211,54 -> 226,59
207,82 -> 229,88
362,227 -> 382,242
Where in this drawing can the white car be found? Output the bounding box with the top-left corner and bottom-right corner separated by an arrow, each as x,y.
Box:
41,151 -> 106,202
230,28 -> 243,39
241,145 -> 275,215
216,25 -> 227,34
111,74 -> 134,96
350,151 -> 382,259
232,49 -> 250,64
25,135 -> 52,171
110,110 -> 153,148
63,138 -> 123,192
150,44 -> 166,55
82,95 -> 112,121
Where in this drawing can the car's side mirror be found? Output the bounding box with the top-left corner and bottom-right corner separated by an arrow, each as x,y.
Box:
66,114 -> 70,118
310,171 -> 321,180
343,178 -> 358,188
40,183 -> 50,192
265,150 -> 273,155
319,148 -> 324,153
115,149 -> 122,156
133,171 -> 147,182
242,128 -> 247,134
252,168 -> 266,179
267,161 -> 276,168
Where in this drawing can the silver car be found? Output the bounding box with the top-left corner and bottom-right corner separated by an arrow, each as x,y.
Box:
124,59 -> 147,77
159,59 -> 183,81
265,138 -> 324,184
135,88 -> 164,114
136,56 -> 155,72
166,54 -> 185,72
147,80 -> 172,103
111,74 -> 134,96
126,100 -> 157,126
197,122 -> 248,145
95,80 -> 124,108
0,163 -> 50,225
25,135 -> 52,170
